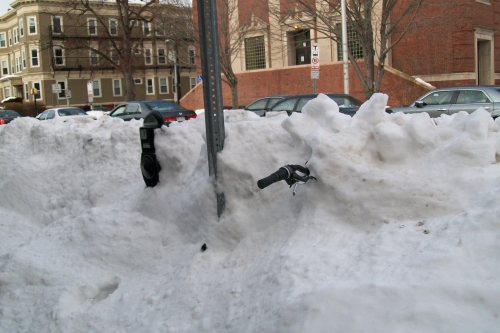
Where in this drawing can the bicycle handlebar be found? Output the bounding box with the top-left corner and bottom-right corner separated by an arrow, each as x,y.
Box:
257,167 -> 290,189
257,164 -> 316,191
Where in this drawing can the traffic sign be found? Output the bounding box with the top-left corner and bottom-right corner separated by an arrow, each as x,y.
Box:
311,43 -> 320,70
311,70 -> 320,79
52,84 -> 61,93
87,81 -> 93,103
65,90 -> 71,98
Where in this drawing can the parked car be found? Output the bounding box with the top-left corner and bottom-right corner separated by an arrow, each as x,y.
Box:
0,110 -> 21,124
36,107 -> 97,122
109,100 -> 197,123
92,106 -> 112,112
244,95 -> 287,117
269,93 -> 363,116
387,86 -> 500,118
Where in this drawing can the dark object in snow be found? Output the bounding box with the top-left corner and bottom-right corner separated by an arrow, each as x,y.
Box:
201,243 -> 207,252
257,164 -> 317,195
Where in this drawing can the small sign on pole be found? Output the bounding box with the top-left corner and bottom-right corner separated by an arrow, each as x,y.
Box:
311,70 -> 320,79
87,81 -> 93,103
52,84 -> 61,93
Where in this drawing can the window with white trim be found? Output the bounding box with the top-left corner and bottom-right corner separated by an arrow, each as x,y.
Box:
144,48 -> 152,65
189,47 -> 195,65
10,56 -> 14,73
22,50 -> 26,68
25,83 -> 29,100
30,48 -> 39,67
88,18 -> 97,35
190,77 -> 196,89
13,28 -> 19,44
92,80 -> 101,97
172,77 -> 176,93
33,82 -> 41,100
0,33 -> 5,48
52,16 -> 63,34
134,78 -> 142,84
90,50 -> 99,66
109,19 -> 117,35
54,47 -> 64,66
28,17 -> 37,35
8,31 -> 12,46
4,87 -> 10,98
146,78 -> 154,94
158,48 -> 166,64
19,19 -> 24,36
111,49 -> 119,64
1,60 -> 7,75
57,80 -> 66,99
159,77 -> 168,94
113,79 -> 121,96
155,21 -> 164,36
143,21 -> 150,35
16,55 -> 21,72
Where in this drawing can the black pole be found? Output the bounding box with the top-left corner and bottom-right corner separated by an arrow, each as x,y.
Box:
197,0 -> 225,217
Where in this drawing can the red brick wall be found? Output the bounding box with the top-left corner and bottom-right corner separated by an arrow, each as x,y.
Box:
180,63 -> 431,110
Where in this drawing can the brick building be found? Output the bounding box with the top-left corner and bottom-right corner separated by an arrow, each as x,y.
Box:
182,0 -> 499,110
0,0 -> 198,110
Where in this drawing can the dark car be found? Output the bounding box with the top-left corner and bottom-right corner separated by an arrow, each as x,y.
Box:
109,100 -> 197,122
0,110 -> 21,124
244,96 -> 287,117
387,86 -> 500,118
270,93 -> 363,116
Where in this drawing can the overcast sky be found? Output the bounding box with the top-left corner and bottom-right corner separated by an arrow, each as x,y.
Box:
0,2 -> 12,17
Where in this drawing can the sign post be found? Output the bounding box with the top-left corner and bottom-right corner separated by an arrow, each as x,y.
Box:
311,43 -> 320,93
30,88 -> 38,117
86,81 -> 93,108
52,83 -> 61,107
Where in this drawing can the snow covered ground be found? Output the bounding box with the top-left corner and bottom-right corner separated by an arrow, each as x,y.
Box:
1,93 -> 500,333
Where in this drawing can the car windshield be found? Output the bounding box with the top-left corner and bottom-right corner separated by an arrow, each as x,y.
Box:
0,111 -> 20,117
57,108 -> 88,116
144,101 -> 186,111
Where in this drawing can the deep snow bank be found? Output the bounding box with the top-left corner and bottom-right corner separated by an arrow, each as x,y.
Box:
1,93 -> 500,333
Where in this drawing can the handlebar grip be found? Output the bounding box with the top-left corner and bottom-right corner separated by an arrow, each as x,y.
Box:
257,167 -> 289,189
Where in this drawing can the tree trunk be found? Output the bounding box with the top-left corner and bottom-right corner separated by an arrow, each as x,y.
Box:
123,69 -> 135,101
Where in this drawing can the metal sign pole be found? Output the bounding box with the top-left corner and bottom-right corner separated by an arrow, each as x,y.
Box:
197,0 -> 226,217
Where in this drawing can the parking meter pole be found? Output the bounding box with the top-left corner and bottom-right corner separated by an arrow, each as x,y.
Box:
313,79 -> 316,94
197,0 -> 226,217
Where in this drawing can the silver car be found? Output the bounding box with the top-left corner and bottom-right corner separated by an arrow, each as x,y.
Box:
388,86 -> 500,118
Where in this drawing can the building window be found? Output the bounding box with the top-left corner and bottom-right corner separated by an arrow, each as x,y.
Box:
144,48 -> 152,65
54,47 -> 64,66
245,36 -> 266,70
158,48 -> 166,64
189,48 -> 195,65
33,82 -> 41,100
0,33 -> 5,48
13,28 -> 19,44
92,80 -> 101,97
113,79 -> 121,96
11,56 -> 14,73
4,87 -> 10,98
109,19 -> 117,35
30,48 -> 39,67
146,78 -> 154,94
134,78 -> 142,85
25,83 -> 29,100
57,81 -> 66,98
1,60 -> 7,75
88,18 -> 97,35
90,50 -> 99,66
155,21 -> 164,36
15,56 -> 20,72
159,77 -> 168,93
171,77 -> 176,93
190,77 -> 196,89
143,21 -> 150,35
8,31 -> 12,46
111,49 -> 119,64
28,17 -> 37,35
337,23 -> 363,60
19,19 -> 24,36
52,16 -> 63,34
22,50 -> 26,68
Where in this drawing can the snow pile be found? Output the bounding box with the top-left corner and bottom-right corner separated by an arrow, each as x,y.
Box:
1,93 -> 500,333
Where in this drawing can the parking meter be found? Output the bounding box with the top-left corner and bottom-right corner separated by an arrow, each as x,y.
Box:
139,111 -> 164,187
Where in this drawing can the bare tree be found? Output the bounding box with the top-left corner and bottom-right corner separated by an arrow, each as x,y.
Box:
270,0 -> 456,99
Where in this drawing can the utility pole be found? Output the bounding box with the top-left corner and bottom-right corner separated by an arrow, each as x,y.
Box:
341,0 -> 349,94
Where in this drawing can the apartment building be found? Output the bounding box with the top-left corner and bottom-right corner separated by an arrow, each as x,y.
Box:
183,0 -> 499,110
0,0 -> 199,109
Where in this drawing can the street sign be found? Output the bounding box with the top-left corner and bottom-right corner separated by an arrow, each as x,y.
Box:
311,43 -> 320,71
311,70 -> 320,79
52,84 -> 61,93
65,90 -> 71,98
197,74 -> 202,82
87,81 -> 93,103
